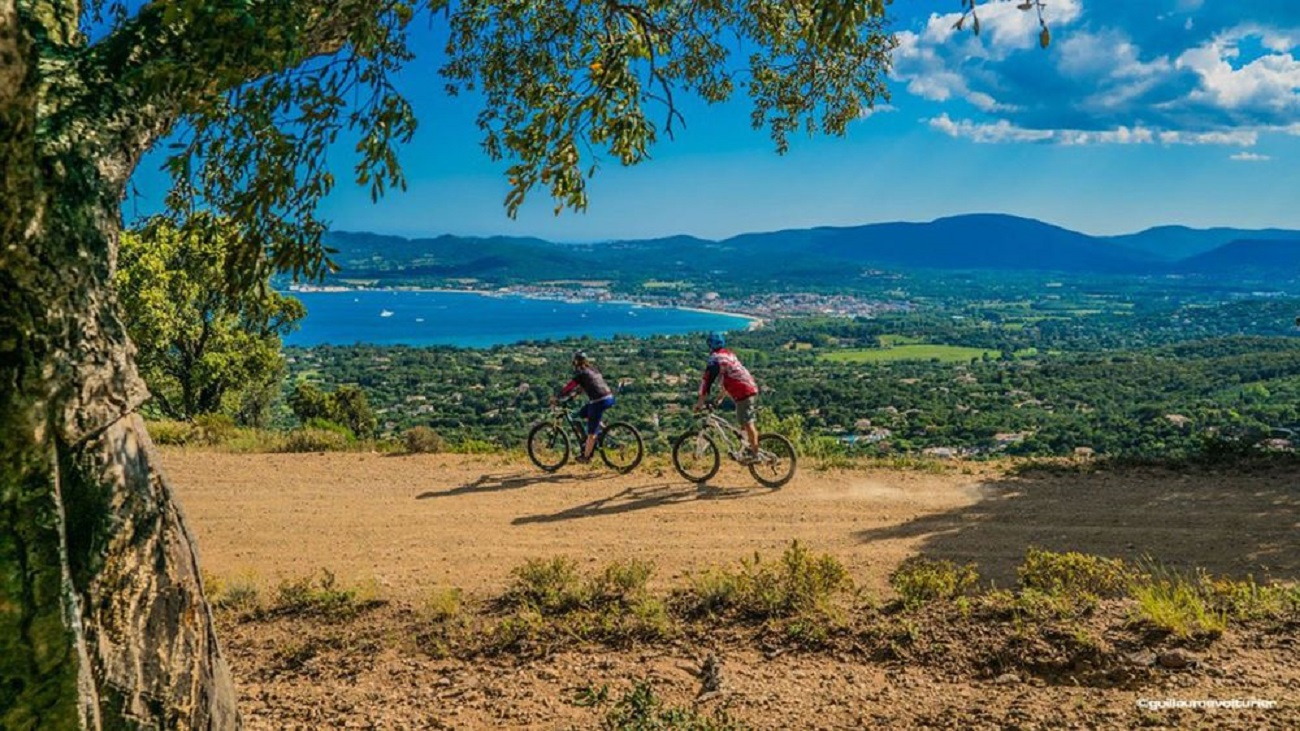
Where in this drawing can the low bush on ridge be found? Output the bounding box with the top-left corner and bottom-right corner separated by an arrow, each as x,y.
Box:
403,425 -> 447,453
210,546 -> 1300,684
677,541 -> 852,622
889,557 -> 979,608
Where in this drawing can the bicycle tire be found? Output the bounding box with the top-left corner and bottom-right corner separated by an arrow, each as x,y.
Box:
672,431 -> 721,484
527,422 -> 570,472
748,433 -> 797,488
598,422 -> 644,473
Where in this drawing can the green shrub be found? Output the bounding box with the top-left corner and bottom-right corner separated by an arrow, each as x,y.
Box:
218,583 -> 261,614
453,437 -> 500,454
148,420 -> 195,446
289,382 -> 376,437
193,413 -> 238,445
303,417 -> 355,436
507,557 -> 587,615
889,556 -> 979,608
486,558 -> 674,652
422,586 -> 463,623
204,571 -> 262,615
1193,430 -> 1264,464
271,570 -> 367,620
588,559 -> 655,608
679,541 -> 850,621
1017,548 -> 1130,598
1201,575 -> 1300,622
684,570 -> 742,618
281,426 -> 354,452
403,426 -> 447,454
1010,587 -> 1097,620
1129,567 -> 1226,638
580,681 -> 748,731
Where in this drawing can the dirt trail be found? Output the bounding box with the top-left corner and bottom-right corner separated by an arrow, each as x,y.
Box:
165,451 -> 1300,729
165,451 -> 1300,598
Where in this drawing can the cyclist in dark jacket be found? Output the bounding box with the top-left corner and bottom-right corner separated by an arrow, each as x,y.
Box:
552,350 -> 615,463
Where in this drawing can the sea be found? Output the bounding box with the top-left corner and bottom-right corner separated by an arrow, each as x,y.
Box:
283,289 -> 755,348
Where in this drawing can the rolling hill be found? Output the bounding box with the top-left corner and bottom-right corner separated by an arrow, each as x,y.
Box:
1179,238 -> 1300,274
321,215 -> 1300,283
1105,225 -> 1300,261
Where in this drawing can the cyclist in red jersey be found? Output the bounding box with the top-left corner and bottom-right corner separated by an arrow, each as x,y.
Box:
694,332 -> 760,461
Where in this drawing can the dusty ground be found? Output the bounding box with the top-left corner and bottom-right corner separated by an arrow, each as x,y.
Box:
164,451 -> 1300,729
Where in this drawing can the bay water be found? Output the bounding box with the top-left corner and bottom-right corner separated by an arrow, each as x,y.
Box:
284,290 -> 754,348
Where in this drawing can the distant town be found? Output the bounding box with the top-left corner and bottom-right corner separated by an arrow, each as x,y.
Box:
290,280 -> 916,322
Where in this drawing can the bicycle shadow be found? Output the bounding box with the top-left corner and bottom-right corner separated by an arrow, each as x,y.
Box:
510,480 -> 772,524
416,470 -> 614,500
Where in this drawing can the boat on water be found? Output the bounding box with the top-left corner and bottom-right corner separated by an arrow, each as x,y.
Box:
380,309 -> 395,317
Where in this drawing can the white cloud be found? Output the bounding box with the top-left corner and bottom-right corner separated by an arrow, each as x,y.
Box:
927,114 -> 1062,144
892,3 -> 1300,147
893,0 -> 1085,112
1158,129 -> 1258,146
1229,151 -> 1271,161
859,103 -> 897,119
1058,126 -> 1157,145
929,114 -> 1264,147
1178,30 -> 1300,114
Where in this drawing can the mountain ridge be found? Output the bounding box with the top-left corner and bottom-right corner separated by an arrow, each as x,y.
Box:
322,214 -> 1300,281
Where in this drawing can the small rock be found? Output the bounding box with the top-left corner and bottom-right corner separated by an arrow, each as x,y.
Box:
1126,650 -> 1156,667
698,654 -> 723,696
1158,649 -> 1197,670
994,672 -> 1021,685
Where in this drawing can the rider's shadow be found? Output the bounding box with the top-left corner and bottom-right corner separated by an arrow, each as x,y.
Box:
416,471 -> 613,500
510,481 -> 770,524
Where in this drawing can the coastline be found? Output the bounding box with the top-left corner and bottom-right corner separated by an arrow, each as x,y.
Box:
288,284 -> 766,331
604,298 -> 765,331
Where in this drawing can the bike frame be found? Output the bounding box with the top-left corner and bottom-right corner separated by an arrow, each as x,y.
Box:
693,408 -> 749,458
549,398 -> 601,445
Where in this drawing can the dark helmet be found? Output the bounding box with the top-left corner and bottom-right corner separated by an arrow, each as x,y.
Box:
707,332 -> 726,350
572,350 -> 589,364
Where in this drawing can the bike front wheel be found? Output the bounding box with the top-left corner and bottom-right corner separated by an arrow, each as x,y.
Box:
598,422 -> 644,473
748,433 -> 797,488
527,422 -> 570,472
672,431 -> 721,484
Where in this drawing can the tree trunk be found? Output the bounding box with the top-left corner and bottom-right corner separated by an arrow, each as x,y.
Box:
0,182 -> 242,731
1,3 -> 239,727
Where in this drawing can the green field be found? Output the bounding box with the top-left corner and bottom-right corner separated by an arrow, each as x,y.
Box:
877,334 -> 926,346
822,344 -> 995,364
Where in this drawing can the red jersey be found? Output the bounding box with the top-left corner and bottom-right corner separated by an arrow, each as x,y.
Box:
699,348 -> 758,401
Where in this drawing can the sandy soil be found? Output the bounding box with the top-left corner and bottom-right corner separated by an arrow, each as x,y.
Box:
163,451 -> 1300,729
166,452 -> 1300,599
166,452 -> 994,599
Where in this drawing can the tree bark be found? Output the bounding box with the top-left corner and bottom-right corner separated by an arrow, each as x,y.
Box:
1,2 -> 239,728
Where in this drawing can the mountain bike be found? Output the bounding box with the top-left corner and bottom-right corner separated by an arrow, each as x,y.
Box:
671,402 -> 797,488
527,396 -> 644,473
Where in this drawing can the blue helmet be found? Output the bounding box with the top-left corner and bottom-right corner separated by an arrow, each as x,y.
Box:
707,332 -> 726,350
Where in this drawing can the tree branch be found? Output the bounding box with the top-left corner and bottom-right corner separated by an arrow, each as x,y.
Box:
77,0 -> 393,172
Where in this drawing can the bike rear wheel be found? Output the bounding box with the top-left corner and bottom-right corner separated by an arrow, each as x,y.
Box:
598,422 -> 644,473
672,431 -> 721,484
748,433 -> 797,488
527,422 -> 570,472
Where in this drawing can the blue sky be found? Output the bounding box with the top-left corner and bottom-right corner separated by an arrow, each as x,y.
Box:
129,1 -> 1300,241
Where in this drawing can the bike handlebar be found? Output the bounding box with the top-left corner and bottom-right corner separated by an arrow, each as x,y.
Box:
695,398 -> 726,413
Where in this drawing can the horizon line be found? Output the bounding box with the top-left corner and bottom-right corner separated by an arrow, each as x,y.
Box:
324,212 -> 1300,245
